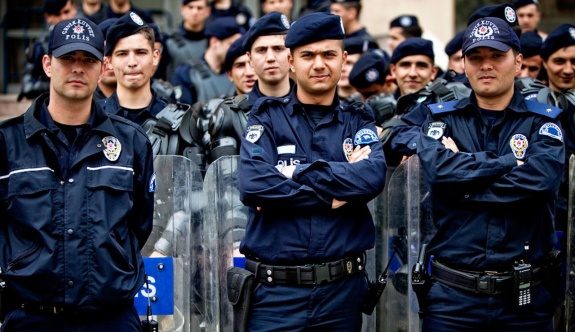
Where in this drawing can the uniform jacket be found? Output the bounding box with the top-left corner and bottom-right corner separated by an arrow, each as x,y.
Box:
98,90 -> 168,126
0,94 -> 155,310
417,90 -> 564,271
238,87 -> 387,264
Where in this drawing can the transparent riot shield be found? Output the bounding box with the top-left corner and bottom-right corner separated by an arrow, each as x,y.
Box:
378,155 -> 435,332
567,155 -> 575,331
203,155 -> 247,331
138,155 -> 202,332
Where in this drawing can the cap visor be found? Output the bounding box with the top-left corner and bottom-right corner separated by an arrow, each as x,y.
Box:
52,44 -> 103,62
463,40 -> 511,55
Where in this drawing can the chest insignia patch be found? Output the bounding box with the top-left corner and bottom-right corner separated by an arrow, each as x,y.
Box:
510,134 -> 528,159
246,125 -> 264,143
539,123 -> 563,142
354,128 -> 378,146
343,138 -> 354,161
102,136 -> 121,161
427,122 -> 446,140
149,172 -> 156,193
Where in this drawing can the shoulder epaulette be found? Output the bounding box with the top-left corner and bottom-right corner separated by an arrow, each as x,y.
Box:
428,99 -> 460,115
251,96 -> 282,115
524,100 -> 562,119
0,114 -> 24,128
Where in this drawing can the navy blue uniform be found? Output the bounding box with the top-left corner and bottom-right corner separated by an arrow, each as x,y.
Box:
417,90 -> 564,331
238,86 -> 386,330
0,94 -> 155,326
98,90 -> 168,126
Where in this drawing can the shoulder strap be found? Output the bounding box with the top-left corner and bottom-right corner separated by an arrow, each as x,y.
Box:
428,99 -> 460,115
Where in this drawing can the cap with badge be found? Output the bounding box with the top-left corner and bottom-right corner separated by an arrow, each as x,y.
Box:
467,3 -> 519,31
389,15 -> 419,29
44,0 -> 68,15
541,24 -> 575,60
243,11 -> 290,51
349,52 -> 388,89
105,12 -> 148,56
48,18 -> 105,61
205,17 -> 246,41
344,37 -> 379,55
462,17 -> 521,55
390,37 -> 434,64
98,18 -> 118,38
445,31 -> 464,57
285,12 -> 344,49
149,23 -> 164,45
513,0 -> 539,9
223,34 -> 248,72
520,31 -> 543,58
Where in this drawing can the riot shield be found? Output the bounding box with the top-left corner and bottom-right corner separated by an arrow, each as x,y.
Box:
378,155 -> 434,332
567,155 -> 575,331
138,155 -> 202,332
203,155 -> 248,331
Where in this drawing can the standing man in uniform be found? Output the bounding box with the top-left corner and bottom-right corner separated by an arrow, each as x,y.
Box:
329,0 -> 374,41
239,12 -> 386,331
170,16 -> 244,106
0,17 -> 155,331
513,0 -> 547,39
224,35 -> 257,96
417,17 -> 563,331
243,11 -> 293,107
98,12 -> 165,126
163,0 -> 212,80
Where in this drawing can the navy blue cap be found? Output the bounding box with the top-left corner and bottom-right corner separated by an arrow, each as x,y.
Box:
390,38 -> 434,64
49,18 -> 104,61
445,31 -> 464,57
468,3 -> 518,29
243,12 -> 290,51
390,15 -> 419,29
513,0 -> 539,9
205,17 -> 246,41
541,24 -> 575,60
331,0 -> 360,3
149,23 -> 163,45
44,0 -> 68,15
105,12 -> 148,56
344,37 -> 379,55
223,34 -> 248,72
285,12 -> 344,49
463,17 -> 521,55
98,18 -> 118,38
520,31 -> 542,58
349,52 -> 388,89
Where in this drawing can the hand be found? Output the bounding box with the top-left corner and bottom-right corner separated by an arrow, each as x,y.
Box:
332,198 -> 347,209
281,165 -> 296,179
348,145 -> 371,163
517,160 -> 524,166
150,251 -> 166,258
441,136 -> 459,153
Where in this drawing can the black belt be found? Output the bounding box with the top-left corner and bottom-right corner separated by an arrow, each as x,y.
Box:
431,260 -> 542,295
245,254 -> 365,285
14,299 -> 135,316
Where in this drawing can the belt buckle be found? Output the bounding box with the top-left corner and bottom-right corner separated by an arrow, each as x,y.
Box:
314,263 -> 331,284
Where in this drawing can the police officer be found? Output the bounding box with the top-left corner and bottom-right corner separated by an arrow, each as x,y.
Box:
93,18 -> 118,102
338,37 -> 382,104
513,0 -> 547,38
224,35 -> 256,96
0,17 -> 155,331
98,12 -> 165,126
417,17 -> 563,331
18,0 -> 79,101
103,0 -> 154,24
387,15 -> 422,53
330,0 -> 374,41
239,12 -> 386,331
444,31 -> 465,75
170,16 -> 244,106
163,0 -> 212,80
518,31 -> 545,81
349,51 -> 395,101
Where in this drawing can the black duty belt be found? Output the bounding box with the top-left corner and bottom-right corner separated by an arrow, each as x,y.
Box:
15,299 -> 135,316
245,254 -> 365,285
431,260 -> 542,295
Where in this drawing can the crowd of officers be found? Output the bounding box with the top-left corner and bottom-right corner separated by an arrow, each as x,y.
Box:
4,0 -> 575,330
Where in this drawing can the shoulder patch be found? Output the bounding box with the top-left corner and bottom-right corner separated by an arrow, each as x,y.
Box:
246,125 -> 264,143
148,172 -> 156,193
427,122 -> 446,139
354,128 -> 378,146
524,100 -> 562,119
428,100 -> 460,115
539,122 -> 563,142
251,96 -> 282,116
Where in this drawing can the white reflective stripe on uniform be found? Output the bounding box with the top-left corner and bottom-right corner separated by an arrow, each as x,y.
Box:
0,167 -> 54,180
87,166 -> 134,174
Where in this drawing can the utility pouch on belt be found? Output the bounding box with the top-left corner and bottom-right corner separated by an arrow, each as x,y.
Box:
543,249 -> 562,306
227,267 -> 255,332
362,274 -> 387,315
